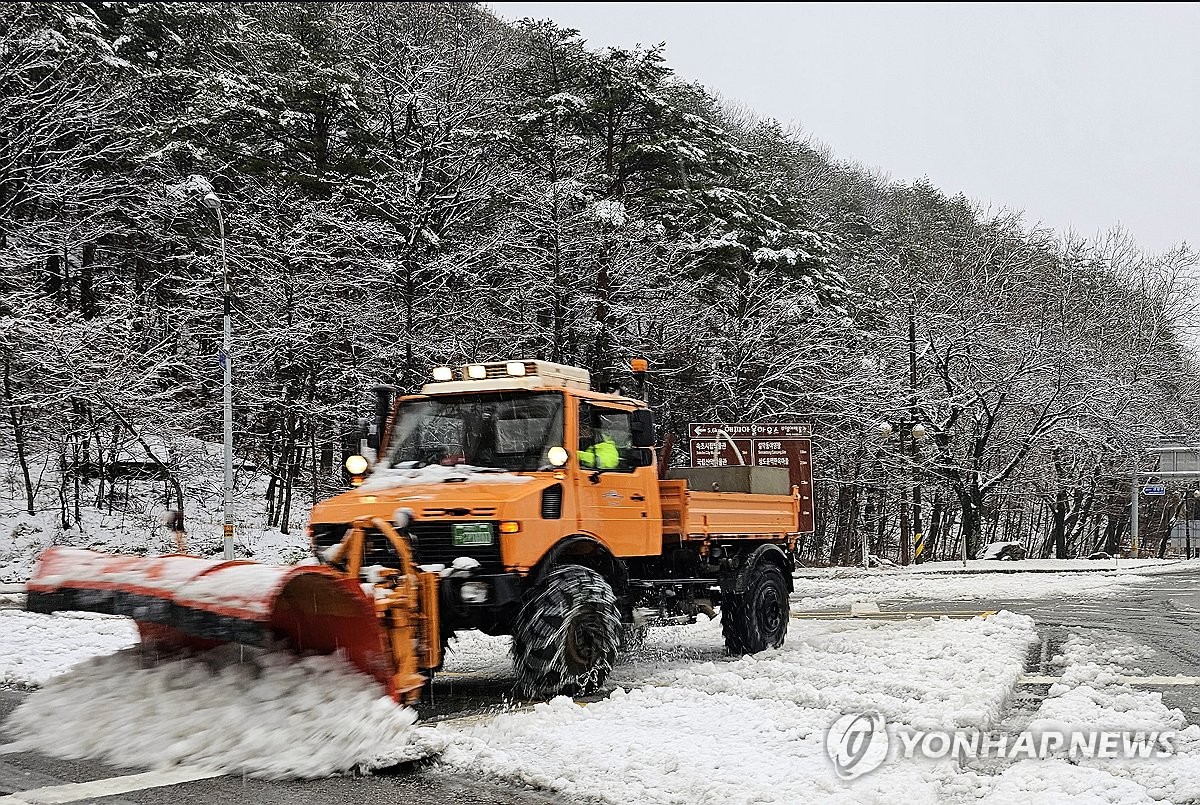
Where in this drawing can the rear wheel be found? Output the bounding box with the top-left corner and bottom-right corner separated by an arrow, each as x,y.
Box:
511,565 -> 621,698
722,562 -> 789,655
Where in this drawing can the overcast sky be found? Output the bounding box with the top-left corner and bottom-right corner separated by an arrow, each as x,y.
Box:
488,2 -> 1199,257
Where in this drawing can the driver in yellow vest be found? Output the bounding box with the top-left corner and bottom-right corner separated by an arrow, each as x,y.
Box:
579,424 -> 620,469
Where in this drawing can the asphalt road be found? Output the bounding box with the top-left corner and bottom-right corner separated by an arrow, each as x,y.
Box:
904,567 -> 1200,725
4,567 -> 1200,803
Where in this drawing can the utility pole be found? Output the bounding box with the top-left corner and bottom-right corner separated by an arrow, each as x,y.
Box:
202,189 -> 235,561
861,488 -> 873,569
1130,468 -> 1138,560
908,304 -> 923,563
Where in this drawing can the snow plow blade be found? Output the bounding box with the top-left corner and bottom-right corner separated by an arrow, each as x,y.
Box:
25,547 -> 399,698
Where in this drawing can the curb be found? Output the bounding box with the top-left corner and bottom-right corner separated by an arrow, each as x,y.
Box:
793,561 -> 1183,579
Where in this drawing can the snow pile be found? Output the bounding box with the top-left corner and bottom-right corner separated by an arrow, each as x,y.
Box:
0,513 -> 56,583
910,558 -> 1184,574
1,645 -> 443,779
980,633 -> 1200,803
792,569 -> 1142,609
358,464 -> 534,492
0,611 -> 137,687
438,612 -> 1038,803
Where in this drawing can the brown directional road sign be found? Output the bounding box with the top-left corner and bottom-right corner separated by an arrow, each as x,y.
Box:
687,422 -> 814,533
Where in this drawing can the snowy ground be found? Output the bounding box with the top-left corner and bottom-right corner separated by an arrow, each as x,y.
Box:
0,507 -> 311,584
0,610 -> 1037,798
0,610 -> 137,688
3,559 -> 1200,800
0,441 -> 314,583
3,595 -> 1199,802
791,562 -> 1191,610
2,644 -> 439,779
437,613 -> 1038,804
978,633 -> 1200,804
908,558 -> 1187,574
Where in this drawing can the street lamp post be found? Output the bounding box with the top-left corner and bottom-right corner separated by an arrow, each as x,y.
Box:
201,189 -> 235,561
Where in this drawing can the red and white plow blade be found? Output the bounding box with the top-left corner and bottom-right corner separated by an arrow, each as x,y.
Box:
25,547 -> 399,699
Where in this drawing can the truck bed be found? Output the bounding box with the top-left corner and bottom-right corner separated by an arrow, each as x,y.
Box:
658,479 -> 799,541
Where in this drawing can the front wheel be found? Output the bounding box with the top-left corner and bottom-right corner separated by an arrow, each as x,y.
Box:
722,562 -> 789,655
617,619 -> 649,655
511,565 -> 621,698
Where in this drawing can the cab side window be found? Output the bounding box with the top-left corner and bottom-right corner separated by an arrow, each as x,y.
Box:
578,403 -> 634,472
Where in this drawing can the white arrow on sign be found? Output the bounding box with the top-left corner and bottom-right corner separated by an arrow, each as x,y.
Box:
1142,485 -> 1167,496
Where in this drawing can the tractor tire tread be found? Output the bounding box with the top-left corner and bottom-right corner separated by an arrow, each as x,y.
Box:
721,561 -> 789,656
511,565 -> 620,698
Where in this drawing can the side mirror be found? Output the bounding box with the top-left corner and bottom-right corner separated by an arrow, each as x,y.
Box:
369,384 -> 398,452
630,409 -> 655,448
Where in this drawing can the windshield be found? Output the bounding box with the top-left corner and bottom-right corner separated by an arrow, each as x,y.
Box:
387,391 -> 564,472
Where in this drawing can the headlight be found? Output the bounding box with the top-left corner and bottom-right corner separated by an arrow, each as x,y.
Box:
345,454 -> 369,475
547,446 -> 568,466
505,361 -> 527,376
466,364 -> 487,379
432,366 -> 454,381
460,581 -> 490,604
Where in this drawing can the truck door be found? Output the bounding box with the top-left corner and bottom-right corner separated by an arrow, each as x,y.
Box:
576,402 -> 659,555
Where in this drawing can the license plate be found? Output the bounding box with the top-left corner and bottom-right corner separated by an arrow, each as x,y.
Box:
452,523 -> 494,546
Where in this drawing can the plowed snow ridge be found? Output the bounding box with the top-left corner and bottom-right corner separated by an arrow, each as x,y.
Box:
1,645 -> 442,779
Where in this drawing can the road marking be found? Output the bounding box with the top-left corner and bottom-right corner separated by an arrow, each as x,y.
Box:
791,610 -> 995,620
0,767 -> 222,804
1019,674 -> 1200,686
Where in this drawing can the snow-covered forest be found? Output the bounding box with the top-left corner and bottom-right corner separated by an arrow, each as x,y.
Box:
2,1 -> 1198,569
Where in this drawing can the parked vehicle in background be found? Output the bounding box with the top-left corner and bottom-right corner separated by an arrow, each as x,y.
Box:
977,540 -> 1028,561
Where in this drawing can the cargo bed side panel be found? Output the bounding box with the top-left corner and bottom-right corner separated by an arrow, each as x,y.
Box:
658,480 -> 798,540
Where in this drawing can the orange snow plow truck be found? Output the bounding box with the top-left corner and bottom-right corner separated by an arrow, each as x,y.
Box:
26,360 -> 804,704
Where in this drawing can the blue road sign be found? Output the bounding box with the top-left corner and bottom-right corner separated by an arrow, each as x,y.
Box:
1142,485 -> 1167,496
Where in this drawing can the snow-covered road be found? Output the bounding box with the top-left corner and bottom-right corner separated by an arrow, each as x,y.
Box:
439,612 -> 1037,803
3,563 -> 1200,803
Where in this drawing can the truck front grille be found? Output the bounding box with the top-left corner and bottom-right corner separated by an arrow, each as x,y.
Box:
408,521 -> 503,572
310,521 -> 503,573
